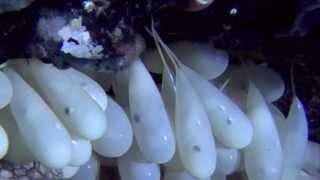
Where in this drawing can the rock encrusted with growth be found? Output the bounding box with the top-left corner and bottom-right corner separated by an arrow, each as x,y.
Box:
0,161 -> 62,179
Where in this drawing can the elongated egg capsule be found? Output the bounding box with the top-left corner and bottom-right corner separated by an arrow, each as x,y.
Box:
69,136 -> 92,166
71,154 -> 99,180
244,83 -> 282,180
129,59 -> 175,163
172,41 -> 229,79
214,66 -> 247,112
0,107 -> 34,163
24,61 -> 106,140
63,68 -> 108,111
0,71 -> 13,109
247,64 -> 285,102
76,69 -> 114,91
4,68 -> 72,168
175,68 -> 216,178
0,125 -> 8,159
216,143 -> 241,175
161,64 -> 176,121
215,64 -> 285,108
143,41 -> 229,80
182,65 -> 253,149
93,96 -> 133,157
112,68 -> 130,107
117,144 -> 161,180
161,63 -> 180,171
281,97 -> 308,180
62,166 -> 80,179
269,104 -> 286,143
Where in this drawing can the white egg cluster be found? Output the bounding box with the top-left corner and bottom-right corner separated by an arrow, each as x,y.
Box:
0,38 -> 319,180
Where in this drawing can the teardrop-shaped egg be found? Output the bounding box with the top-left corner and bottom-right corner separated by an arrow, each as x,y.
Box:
143,41 -> 229,80
172,41 -> 229,80
216,143 -> 241,175
0,125 -> 8,159
181,65 -> 253,149
118,144 -> 161,180
112,68 -> 130,107
63,68 -> 108,111
0,70 -> 13,109
0,107 -> 34,163
62,166 -> 80,179
76,68 -> 114,91
93,96 -> 133,157
247,64 -> 285,102
161,64 -> 176,121
303,141 -> 320,177
175,68 -> 216,179
22,60 -> 106,140
269,104 -> 286,143
215,64 -> 285,106
69,136 -> 92,166
128,59 -> 175,163
71,154 -> 99,180
214,66 -> 248,112
4,68 -> 72,168
244,83 -> 282,180
161,65 -> 182,171
281,97 -> 308,180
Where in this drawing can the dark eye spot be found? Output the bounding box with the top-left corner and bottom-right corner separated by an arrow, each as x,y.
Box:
192,145 -> 201,152
65,107 -> 73,115
133,114 -> 140,123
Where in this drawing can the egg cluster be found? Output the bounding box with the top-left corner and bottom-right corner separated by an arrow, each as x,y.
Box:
0,38 -> 319,180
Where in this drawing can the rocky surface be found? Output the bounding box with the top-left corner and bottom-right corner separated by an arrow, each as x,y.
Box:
0,161 -> 62,180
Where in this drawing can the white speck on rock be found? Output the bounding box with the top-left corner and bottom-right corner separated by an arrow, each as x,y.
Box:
58,16 -> 104,59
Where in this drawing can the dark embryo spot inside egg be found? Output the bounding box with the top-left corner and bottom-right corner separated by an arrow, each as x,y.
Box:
192,145 -> 201,152
133,114 -> 141,123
